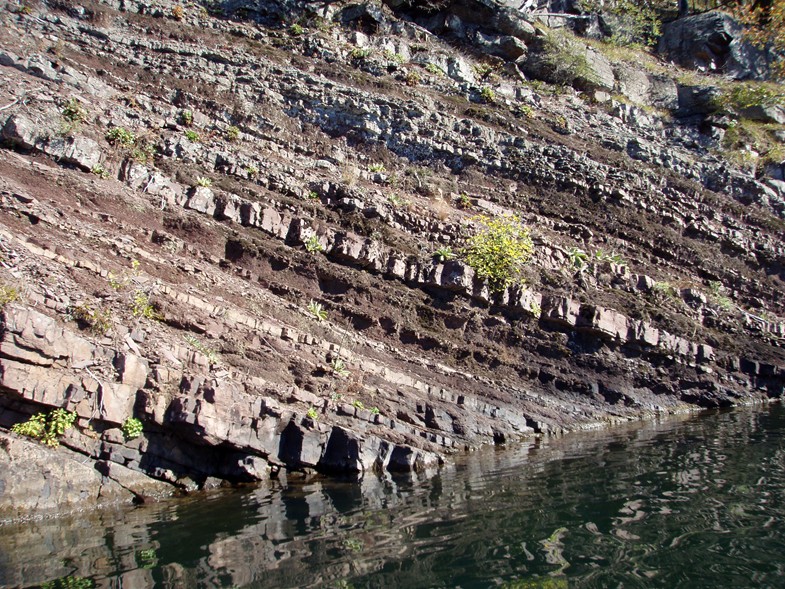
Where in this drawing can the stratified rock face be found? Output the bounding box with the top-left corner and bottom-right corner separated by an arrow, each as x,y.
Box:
0,432 -> 172,519
657,12 -> 771,80
0,0 -> 783,519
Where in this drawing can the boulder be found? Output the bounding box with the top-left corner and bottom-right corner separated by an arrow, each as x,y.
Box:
657,12 -> 771,80
0,432 -> 134,518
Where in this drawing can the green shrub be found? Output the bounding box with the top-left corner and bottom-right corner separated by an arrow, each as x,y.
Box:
184,334 -> 219,364
11,408 -> 76,447
306,406 -> 319,420
105,127 -> 136,148
568,247 -> 589,271
716,82 -> 785,113
332,358 -> 350,377
289,23 -> 304,36
122,417 -> 144,440
184,129 -> 200,142
195,176 -> 212,187
463,214 -> 534,292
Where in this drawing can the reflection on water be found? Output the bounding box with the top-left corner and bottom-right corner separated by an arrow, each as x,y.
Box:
2,406 -> 784,588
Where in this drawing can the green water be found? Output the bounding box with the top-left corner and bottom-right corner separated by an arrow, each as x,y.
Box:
2,405 -> 785,588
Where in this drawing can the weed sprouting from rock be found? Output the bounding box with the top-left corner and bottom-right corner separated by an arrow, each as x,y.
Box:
11,408 -> 77,447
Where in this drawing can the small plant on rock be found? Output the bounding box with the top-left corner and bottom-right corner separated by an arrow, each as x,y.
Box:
245,164 -> 259,178
105,127 -> 136,148
171,4 -> 184,20
184,334 -> 219,364
351,399 -> 365,410
122,417 -> 144,440
131,290 -> 163,321
404,70 -> 421,86
304,234 -> 324,253
70,303 -> 113,335
350,47 -> 371,60
433,246 -> 455,262
195,176 -> 212,188
11,408 -> 77,447
653,281 -> 679,300
463,214 -> 534,292
307,300 -> 327,321
184,129 -> 200,143
289,23 -> 304,36
0,284 -> 20,306
62,98 -> 87,123
368,163 -> 386,173
306,406 -> 319,420
480,86 -> 496,104
179,109 -> 193,126
568,247 -> 589,271
332,358 -> 350,378
456,193 -> 472,210
41,575 -> 94,589
91,163 -> 110,179
226,125 -> 240,141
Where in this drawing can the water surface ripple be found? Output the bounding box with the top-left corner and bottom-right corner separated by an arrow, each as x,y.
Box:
2,405 -> 784,588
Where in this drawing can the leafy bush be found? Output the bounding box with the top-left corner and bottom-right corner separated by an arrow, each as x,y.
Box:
715,82 -> 785,113
184,129 -> 200,142
195,176 -> 212,187
122,417 -> 144,440
11,408 -> 76,447
462,214 -> 534,292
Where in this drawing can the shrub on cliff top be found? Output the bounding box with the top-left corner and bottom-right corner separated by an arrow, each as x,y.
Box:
462,214 -> 534,292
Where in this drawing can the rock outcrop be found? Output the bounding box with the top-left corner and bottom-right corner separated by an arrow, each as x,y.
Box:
0,0 -> 783,518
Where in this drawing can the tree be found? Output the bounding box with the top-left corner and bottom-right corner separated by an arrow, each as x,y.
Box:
731,0 -> 785,77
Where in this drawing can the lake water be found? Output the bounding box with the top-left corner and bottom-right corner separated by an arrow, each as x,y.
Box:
2,404 -> 784,589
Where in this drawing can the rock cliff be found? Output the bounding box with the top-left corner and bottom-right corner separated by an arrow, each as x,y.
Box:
0,0 -> 783,518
